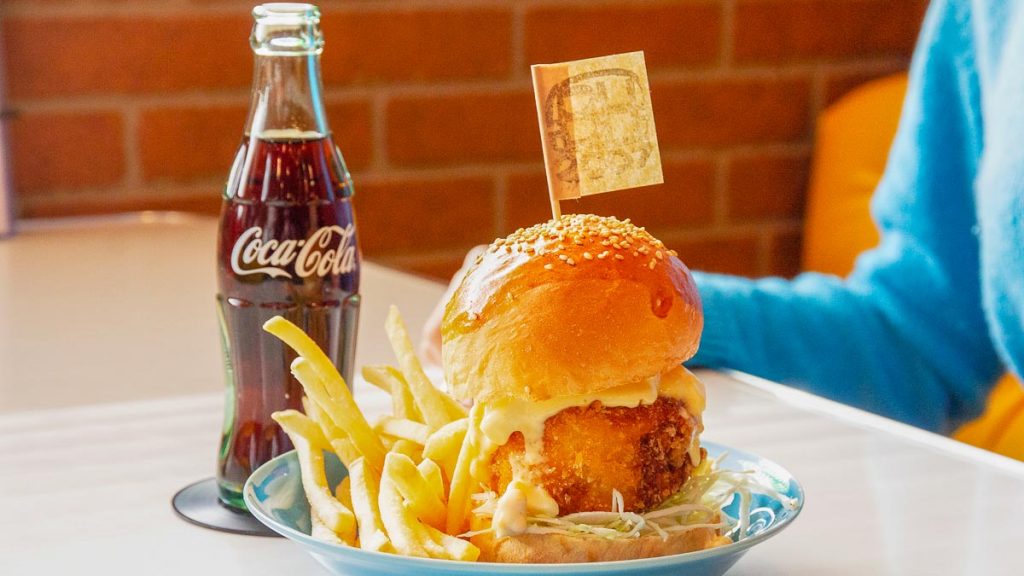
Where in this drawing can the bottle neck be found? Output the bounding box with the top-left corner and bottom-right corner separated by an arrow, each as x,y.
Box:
243,52 -> 329,139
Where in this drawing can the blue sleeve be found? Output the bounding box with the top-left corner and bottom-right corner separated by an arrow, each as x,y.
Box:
688,0 -> 1004,434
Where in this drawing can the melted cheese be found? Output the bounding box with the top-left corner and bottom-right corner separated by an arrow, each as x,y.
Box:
659,365 -> 706,414
479,365 -> 705,464
480,376 -> 661,463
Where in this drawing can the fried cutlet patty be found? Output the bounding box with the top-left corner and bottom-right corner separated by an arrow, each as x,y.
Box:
487,396 -> 700,514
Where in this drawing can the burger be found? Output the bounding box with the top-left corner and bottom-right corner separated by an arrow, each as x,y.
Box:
440,214 -> 726,563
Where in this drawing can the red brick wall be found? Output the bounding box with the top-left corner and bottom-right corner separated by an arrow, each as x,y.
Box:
1,0 -> 927,280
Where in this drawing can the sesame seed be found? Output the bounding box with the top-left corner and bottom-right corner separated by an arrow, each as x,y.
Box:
543,263 -> 554,270
649,259 -> 657,269
633,251 -> 639,257
655,250 -> 664,260
583,252 -> 593,260
559,254 -> 568,261
612,242 -> 621,249
566,258 -> 576,266
614,254 -> 625,260
599,251 -> 610,259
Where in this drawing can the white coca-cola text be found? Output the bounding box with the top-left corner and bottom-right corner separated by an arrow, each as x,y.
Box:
230,224 -> 357,279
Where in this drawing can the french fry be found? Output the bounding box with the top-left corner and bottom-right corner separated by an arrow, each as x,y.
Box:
270,313 -> 482,562
438,390 -> 469,421
348,457 -> 392,553
330,438 -> 361,470
446,404 -> 484,535
362,365 -> 424,423
423,524 -> 480,561
264,316 -> 387,473
378,473 -> 429,558
304,393 -> 347,442
389,438 -> 423,461
380,461 -> 480,561
336,476 -> 353,511
311,514 -> 346,545
374,416 -> 431,446
384,306 -> 458,430
384,452 -> 447,531
273,410 -> 356,544
417,458 -> 445,504
423,418 -> 468,484
273,408 -> 330,449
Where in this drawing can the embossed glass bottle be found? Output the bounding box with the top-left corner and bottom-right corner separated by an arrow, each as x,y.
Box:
215,3 -> 360,510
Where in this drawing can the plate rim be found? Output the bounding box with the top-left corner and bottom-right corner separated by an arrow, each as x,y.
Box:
243,439 -> 804,572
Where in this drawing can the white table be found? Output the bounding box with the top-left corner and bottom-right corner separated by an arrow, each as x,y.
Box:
2,215 -> 1024,576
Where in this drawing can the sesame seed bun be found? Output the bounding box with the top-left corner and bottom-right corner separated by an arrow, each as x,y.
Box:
441,214 -> 703,404
470,523 -> 729,563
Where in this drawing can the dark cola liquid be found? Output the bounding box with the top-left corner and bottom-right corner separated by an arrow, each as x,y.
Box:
216,134 -> 360,508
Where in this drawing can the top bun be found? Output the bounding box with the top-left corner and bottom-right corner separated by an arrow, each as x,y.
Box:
441,214 -> 702,404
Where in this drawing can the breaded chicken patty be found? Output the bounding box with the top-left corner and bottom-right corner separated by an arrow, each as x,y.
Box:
488,397 -> 701,514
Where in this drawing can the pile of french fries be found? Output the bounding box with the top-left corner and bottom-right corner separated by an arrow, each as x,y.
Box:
264,306 -> 483,561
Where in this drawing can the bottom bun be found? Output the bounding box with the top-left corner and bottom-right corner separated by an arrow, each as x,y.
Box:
471,524 -> 730,564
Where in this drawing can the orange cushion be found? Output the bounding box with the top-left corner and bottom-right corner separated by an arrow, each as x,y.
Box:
803,74 -> 1024,458
802,75 -> 906,275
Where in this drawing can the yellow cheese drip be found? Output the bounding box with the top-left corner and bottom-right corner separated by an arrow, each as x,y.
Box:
479,365 -> 705,464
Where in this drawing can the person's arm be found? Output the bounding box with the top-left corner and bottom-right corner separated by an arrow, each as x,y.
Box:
690,0 -> 1004,433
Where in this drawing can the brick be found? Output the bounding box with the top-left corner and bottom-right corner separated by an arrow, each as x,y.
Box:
768,228 -> 804,277
735,0 -> 927,64
665,233 -> 761,277
524,3 -> 720,69
386,91 -> 539,166
504,158 -> 717,235
823,65 -> 907,106
354,177 -> 496,255
138,100 -> 372,183
20,188 -> 222,219
653,77 -> 812,148
726,152 -> 810,222
139,105 -> 248,183
9,111 -> 124,194
324,100 -> 374,170
3,15 -> 251,98
322,9 -> 511,84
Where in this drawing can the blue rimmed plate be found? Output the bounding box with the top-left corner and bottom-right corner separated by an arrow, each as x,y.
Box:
244,441 -> 803,576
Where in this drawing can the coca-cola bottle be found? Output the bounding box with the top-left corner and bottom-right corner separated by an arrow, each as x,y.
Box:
215,3 -> 360,510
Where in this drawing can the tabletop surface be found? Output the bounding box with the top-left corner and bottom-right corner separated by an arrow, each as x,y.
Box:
3,216 -> 1024,576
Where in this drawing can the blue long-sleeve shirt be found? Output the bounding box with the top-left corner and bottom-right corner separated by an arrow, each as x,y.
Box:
690,0 -> 1024,434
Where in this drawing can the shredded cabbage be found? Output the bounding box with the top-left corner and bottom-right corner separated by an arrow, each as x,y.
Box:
463,453 -> 798,542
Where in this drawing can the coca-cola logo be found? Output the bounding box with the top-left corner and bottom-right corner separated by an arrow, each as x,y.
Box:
230,224 -> 357,279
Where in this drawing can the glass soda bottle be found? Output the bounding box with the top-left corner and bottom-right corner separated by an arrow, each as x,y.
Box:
215,3 -> 360,510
